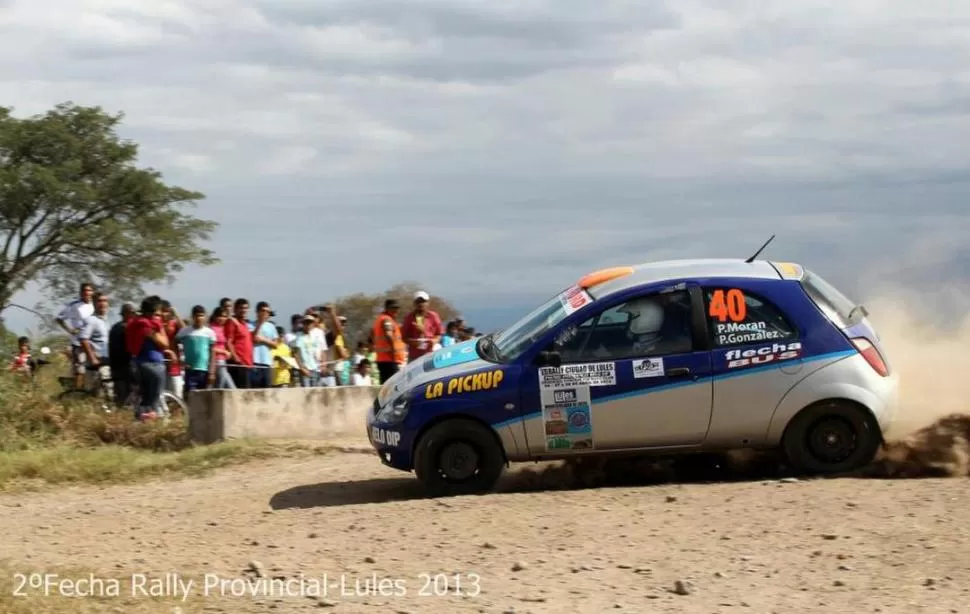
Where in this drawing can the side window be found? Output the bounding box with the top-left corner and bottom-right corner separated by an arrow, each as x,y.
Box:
553,290 -> 694,362
704,288 -> 797,347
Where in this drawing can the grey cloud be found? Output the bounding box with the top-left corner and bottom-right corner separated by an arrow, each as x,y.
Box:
0,0 -> 968,333
256,0 -> 678,47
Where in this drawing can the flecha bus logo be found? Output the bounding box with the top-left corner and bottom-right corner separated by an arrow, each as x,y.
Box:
725,342 -> 802,368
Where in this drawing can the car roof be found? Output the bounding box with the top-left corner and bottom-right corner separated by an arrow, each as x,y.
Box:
585,258 -> 788,300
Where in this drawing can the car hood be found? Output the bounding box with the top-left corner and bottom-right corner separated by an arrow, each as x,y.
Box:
377,339 -> 491,406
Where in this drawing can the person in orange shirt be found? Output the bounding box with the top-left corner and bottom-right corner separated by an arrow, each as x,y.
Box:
371,298 -> 406,383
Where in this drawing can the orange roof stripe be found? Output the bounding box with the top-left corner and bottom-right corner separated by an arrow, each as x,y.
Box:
578,266 -> 634,289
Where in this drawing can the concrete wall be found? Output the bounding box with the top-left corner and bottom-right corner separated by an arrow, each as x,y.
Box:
187,386 -> 380,444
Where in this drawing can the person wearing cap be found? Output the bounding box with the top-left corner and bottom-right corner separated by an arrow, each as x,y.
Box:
371,298 -> 407,382
108,302 -> 138,406
402,290 -> 444,363
250,300 -> 280,388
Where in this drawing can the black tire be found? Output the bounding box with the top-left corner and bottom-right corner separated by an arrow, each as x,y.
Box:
782,401 -> 882,475
413,418 -> 506,497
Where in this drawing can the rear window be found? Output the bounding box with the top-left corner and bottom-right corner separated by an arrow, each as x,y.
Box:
800,270 -> 863,328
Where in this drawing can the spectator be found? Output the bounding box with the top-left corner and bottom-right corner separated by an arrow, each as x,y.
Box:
176,305 -> 217,395
271,325 -> 295,388
208,306 -> 235,389
78,292 -> 111,394
402,291 -> 444,363
441,321 -> 459,347
371,298 -> 406,383
322,306 -> 349,385
160,300 -> 185,399
351,341 -> 367,366
126,295 -> 169,421
224,298 -> 254,388
251,301 -> 279,388
351,358 -> 373,386
55,281 -> 95,390
285,314 -> 302,345
291,313 -> 322,386
9,336 -> 33,375
218,297 -> 232,312
304,308 -> 331,385
108,303 -> 137,406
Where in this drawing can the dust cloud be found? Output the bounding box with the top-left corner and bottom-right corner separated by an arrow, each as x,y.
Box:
864,288 -> 970,438
861,287 -> 970,477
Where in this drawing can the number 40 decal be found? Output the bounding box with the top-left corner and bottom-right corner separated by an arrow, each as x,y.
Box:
709,289 -> 747,322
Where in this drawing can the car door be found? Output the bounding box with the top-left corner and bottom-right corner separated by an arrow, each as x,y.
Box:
700,282 -> 809,447
518,286 -> 714,455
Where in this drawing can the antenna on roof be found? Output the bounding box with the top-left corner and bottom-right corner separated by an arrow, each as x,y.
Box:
744,234 -> 775,263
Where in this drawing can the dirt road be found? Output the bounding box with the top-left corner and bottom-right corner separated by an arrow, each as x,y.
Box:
2,444 -> 969,614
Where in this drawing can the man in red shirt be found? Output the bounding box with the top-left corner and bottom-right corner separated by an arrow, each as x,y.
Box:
224,297 -> 254,388
402,291 -> 444,363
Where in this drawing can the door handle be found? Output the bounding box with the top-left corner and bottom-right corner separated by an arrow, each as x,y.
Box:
668,367 -> 691,378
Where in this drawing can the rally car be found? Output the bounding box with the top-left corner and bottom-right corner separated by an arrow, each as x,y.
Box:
368,257 -> 899,497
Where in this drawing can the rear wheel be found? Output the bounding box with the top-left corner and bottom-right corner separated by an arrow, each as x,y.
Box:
782,401 -> 881,474
413,419 -> 505,497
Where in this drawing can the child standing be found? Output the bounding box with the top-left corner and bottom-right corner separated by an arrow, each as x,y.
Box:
176,305 -> 217,394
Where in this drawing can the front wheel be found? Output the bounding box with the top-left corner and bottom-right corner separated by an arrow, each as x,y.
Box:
162,393 -> 188,419
782,401 -> 882,475
413,419 -> 505,497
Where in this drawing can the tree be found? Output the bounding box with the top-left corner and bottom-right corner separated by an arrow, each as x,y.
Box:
329,281 -> 461,346
0,102 -> 218,311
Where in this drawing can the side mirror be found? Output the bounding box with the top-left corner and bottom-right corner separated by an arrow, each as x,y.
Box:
535,351 -> 562,368
40,347 -> 51,355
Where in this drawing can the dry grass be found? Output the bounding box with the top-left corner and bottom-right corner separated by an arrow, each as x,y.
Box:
0,363 -> 320,491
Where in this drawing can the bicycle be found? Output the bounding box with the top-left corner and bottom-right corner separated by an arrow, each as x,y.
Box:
57,361 -> 188,419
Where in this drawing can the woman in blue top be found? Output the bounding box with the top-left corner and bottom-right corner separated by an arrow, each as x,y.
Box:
126,295 -> 171,420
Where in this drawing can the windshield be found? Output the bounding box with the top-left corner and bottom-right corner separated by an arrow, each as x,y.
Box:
492,285 -> 591,362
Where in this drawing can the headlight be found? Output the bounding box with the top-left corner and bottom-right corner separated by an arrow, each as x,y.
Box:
377,395 -> 410,424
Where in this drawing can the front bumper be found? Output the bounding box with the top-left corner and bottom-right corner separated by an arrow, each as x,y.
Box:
366,398 -> 413,472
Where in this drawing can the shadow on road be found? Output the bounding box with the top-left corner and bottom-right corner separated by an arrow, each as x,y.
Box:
269,415 -> 970,509
270,477 -> 427,509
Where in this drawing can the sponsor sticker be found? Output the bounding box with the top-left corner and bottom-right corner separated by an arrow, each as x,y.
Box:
424,369 -> 505,399
541,385 -> 594,451
431,341 -> 478,369
371,427 -> 401,447
725,341 -> 802,369
714,320 -> 787,345
632,357 -> 665,378
539,362 -> 616,388
560,285 -> 593,316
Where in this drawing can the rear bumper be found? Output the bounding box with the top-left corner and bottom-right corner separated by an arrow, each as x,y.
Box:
872,370 -> 900,437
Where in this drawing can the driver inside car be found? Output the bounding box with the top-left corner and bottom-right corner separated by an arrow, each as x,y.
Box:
589,293 -> 692,359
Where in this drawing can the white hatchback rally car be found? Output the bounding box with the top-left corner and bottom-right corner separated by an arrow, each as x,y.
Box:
368,258 -> 900,497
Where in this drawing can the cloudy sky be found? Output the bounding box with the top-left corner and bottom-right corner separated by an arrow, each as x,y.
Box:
1,0 -> 968,333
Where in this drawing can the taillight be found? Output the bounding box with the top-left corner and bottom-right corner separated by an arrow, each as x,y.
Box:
851,337 -> 889,376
